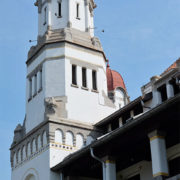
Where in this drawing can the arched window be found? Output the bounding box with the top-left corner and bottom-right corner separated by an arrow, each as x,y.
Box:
37,135 -> 41,150
86,136 -> 94,146
42,131 -> 47,146
22,146 -> 26,160
25,174 -> 36,180
55,129 -> 63,144
27,142 -> 31,156
65,131 -> 73,146
32,139 -> 36,153
76,134 -> 84,148
18,149 -> 21,163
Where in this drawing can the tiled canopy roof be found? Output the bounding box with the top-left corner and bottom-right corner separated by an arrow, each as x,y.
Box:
106,63 -> 126,91
161,58 -> 180,76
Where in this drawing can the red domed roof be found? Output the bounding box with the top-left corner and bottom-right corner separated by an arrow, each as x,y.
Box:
106,63 -> 126,91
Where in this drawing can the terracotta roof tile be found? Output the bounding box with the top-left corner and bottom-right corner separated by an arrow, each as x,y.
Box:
106,64 -> 126,91
161,58 -> 180,76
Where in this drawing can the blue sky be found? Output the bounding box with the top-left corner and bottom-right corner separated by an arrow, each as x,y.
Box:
1,0 -> 180,179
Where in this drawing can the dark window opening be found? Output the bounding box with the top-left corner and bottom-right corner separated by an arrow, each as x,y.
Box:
127,174 -> 140,180
44,7 -> 47,25
34,74 -> 37,94
170,79 -> 180,95
72,65 -> 77,85
58,2 -> 62,17
82,68 -> 87,87
29,78 -> 32,99
111,119 -> 119,131
40,69 -> 42,90
169,157 -> 180,177
158,84 -> 167,102
122,111 -> 131,124
134,103 -> 143,116
92,70 -> 97,90
76,3 -> 80,18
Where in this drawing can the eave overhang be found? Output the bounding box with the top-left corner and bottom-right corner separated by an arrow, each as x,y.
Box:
51,93 -> 180,172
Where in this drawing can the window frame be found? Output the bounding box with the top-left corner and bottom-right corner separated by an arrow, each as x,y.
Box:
92,70 -> 97,91
29,78 -> 32,100
82,67 -> 87,88
72,64 -> 77,86
58,1 -> 62,17
76,3 -> 80,19
43,7 -> 47,25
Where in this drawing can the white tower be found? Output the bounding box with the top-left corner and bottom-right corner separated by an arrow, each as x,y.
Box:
10,0 -> 120,180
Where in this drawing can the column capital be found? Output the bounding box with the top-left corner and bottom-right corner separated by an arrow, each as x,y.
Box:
148,130 -> 166,141
102,156 -> 116,163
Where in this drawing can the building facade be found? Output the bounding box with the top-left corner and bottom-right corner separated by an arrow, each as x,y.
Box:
10,0 -> 129,180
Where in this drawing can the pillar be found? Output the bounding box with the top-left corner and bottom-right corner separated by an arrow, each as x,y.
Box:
119,117 -> 123,127
103,157 -> 116,180
152,89 -> 162,106
68,0 -> 72,27
130,110 -> 134,118
107,124 -> 112,132
166,82 -> 174,99
60,173 -> 64,180
148,130 -> 169,179
85,0 -> 90,32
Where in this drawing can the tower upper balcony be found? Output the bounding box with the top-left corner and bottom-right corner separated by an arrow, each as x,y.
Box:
34,0 -> 96,37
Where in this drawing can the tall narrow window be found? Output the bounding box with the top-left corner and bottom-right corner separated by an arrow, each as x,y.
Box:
34,74 -> 37,94
44,7 -> 47,25
72,65 -> 77,85
58,2 -> 62,17
29,78 -> 32,99
82,68 -> 87,88
76,3 -> 80,19
92,70 -> 97,90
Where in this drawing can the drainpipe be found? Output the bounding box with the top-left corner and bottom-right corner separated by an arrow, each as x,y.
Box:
90,147 -> 106,180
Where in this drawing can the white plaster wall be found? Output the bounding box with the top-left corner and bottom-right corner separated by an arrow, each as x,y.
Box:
49,0 -> 68,31
70,0 -> 86,31
44,59 -> 65,97
26,88 -> 44,133
50,146 -> 76,168
64,46 -> 116,124
26,47 -> 65,133
12,149 -> 59,180
26,44 -> 115,131
38,0 -> 93,36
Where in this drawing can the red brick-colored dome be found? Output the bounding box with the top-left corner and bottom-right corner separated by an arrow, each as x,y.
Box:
106,64 -> 126,91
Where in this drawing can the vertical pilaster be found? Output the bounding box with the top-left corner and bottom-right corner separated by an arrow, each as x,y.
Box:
104,159 -> 116,180
68,0 -> 72,27
107,124 -> 112,132
148,130 -> 169,179
153,89 -> 162,106
130,110 -> 134,118
166,82 -> 174,99
60,172 -> 64,180
119,117 -> 123,127
85,0 -> 90,32
77,66 -> 82,87
47,5 -> 51,28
